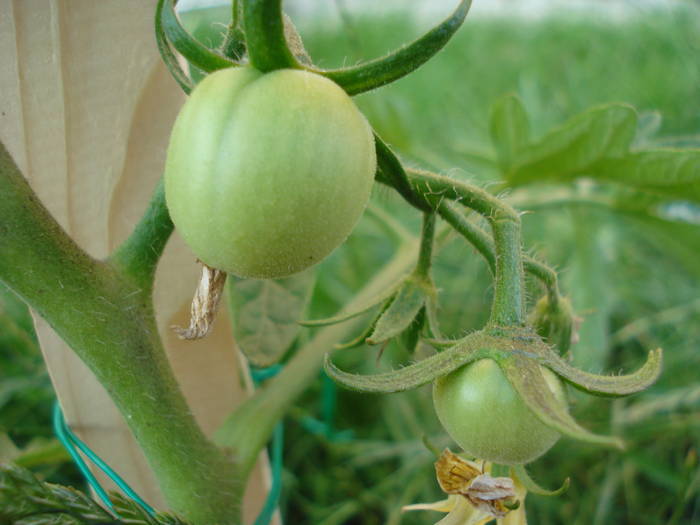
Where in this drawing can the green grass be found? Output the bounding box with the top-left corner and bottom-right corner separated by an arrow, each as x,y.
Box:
2,4 -> 700,524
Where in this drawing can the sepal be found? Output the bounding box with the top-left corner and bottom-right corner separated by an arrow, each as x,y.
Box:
322,0 -> 473,95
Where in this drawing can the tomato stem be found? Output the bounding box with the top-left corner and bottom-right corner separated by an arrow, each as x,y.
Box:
490,217 -> 525,326
415,212 -> 437,279
0,141 -> 242,524
109,178 -> 173,295
438,200 -> 561,305
242,0 -> 300,71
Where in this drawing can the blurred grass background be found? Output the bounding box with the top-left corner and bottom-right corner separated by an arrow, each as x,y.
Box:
3,2 -> 700,523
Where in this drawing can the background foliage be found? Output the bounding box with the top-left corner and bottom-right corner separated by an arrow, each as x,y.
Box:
2,3 -> 699,524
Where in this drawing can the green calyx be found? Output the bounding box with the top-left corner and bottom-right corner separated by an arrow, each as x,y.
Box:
325,326 -> 662,451
156,0 -> 474,96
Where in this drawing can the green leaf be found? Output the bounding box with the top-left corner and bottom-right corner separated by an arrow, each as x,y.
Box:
506,104 -> 637,185
367,280 -> 426,345
161,0 -> 238,73
633,110 -> 662,147
593,149 -> 700,203
0,462 -> 115,523
497,354 -> 624,450
0,434 -> 19,462
512,464 -> 569,496
325,336 -> 491,393
0,463 -> 190,525
490,94 -> 530,172
0,434 -> 69,469
398,306 -> 426,353
299,278 -> 402,327
322,0 -> 473,95
227,270 -> 315,367
334,296 -> 394,350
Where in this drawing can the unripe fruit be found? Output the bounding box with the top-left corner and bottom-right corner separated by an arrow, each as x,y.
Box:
433,358 -> 567,464
165,68 -> 376,278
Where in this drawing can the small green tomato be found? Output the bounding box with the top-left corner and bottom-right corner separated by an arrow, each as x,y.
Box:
165,67 -> 376,279
433,358 -> 566,464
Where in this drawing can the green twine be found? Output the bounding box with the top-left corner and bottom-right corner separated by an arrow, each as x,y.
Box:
250,365 -> 285,525
52,401 -> 155,516
53,363 -> 342,524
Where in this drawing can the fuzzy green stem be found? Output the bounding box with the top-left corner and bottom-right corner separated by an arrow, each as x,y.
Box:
215,242 -> 419,480
242,0 -> 299,71
110,178 -> 173,295
438,201 -> 560,303
400,168 -> 524,326
415,212 -> 436,279
0,142 -> 240,524
490,217 -> 525,326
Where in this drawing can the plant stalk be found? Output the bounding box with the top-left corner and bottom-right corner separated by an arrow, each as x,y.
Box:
0,142 -> 240,524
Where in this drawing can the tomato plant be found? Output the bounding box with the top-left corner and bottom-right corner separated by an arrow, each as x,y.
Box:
165,67 -> 376,279
433,358 -> 566,464
1,0 -> 683,523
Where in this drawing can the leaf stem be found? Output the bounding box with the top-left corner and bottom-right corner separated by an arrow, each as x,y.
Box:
109,178 -> 173,295
415,212 -> 436,279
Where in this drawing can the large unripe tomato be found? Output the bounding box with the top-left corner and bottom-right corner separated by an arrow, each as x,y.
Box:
433,358 -> 566,464
164,68 -> 376,279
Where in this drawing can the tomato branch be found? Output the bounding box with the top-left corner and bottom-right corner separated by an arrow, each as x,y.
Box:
415,212 -> 437,279
0,141 -> 240,524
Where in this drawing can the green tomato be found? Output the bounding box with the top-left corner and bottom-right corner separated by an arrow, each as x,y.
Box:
433,358 -> 566,464
165,67 -> 376,279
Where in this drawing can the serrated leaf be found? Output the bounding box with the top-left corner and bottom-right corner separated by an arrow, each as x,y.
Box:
497,354 -> 624,450
0,463 -> 189,525
367,280 -> 426,345
227,270 -> 315,367
0,462 -> 115,523
111,493 -> 189,525
506,104 -> 637,185
490,94 -> 530,172
325,339 -> 489,393
593,149 -> 700,203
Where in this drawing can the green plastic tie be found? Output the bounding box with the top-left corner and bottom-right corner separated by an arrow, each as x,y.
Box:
53,401 -> 156,516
